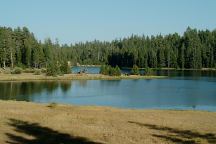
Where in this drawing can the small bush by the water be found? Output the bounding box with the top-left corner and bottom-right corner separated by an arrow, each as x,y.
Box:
11,67 -> 22,74
41,68 -> 47,73
23,68 -> 35,73
46,61 -> 71,76
34,69 -> 41,75
3,69 -> 11,74
100,65 -> 121,76
131,65 -> 140,75
111,66 -> 121,76
100,65 -> 110,75
60,61 -> 71,74
46,62 -> 60,76
144,67 -> 153,76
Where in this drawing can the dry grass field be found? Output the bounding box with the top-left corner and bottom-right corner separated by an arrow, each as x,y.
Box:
0,100 -> 216,144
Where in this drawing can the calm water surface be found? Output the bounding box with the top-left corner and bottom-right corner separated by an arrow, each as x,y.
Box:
0,68 -> 216,111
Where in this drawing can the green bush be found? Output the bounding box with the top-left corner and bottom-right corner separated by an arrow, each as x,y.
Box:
131,65 -> 140,75
144,67 -> 153,76
110,66 -> 121,76
16,63 -> 26,69
41,68 -> 47,73
11,67 -> 23,74
34,69 -> 41,75
100,65 -> 121,76
23,68 -> 34,73
100,65 -> 110,75
100,65 -> 105,74
60,61 -> 71,74
46,63 -> 59,76
46,61 -> 72,76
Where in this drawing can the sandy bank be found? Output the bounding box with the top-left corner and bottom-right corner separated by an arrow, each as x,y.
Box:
0,100 -> 216,144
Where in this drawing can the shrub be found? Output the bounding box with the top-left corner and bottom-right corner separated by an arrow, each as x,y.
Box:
46,63 -> 59,76
34,69 -> 41,75
110,66 -> 121,76
3,70 -> 11,74
41,68 -> 47,73
60,61 -> 71,74
11,67 -> 22,74
100,65 -> 109,75
100,65 -> 121,76
144,67 -> 153,76
23,68 -> 34,73
100,65 -> 105,74
47,102 -> 57,108
131,65 -> 140,75
16,63 -> 26,69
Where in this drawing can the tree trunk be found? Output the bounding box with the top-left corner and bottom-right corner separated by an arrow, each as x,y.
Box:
3,46 -> 6,69
3,61 -> 6,70
10,51 -> 13,68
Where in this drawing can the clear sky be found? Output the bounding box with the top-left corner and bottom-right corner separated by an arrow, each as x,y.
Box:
0,0 -> 216,44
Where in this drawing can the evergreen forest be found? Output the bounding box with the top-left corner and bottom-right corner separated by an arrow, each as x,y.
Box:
0,26 -> 216,69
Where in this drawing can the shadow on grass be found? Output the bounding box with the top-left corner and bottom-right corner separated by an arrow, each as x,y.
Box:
6,119 -> 103,144
128,121 -> 216,144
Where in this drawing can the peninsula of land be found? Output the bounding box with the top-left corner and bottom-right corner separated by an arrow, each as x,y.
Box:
0,73 -> 166,81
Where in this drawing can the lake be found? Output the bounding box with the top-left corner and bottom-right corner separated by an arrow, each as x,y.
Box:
72,66 -> 216,77
0,68 -> 216,111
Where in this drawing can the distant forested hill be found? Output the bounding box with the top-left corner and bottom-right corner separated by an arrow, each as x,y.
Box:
0,26 -> 216,69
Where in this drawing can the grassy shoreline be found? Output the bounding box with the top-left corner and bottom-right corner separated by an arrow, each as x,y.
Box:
0,100 -> 216,144
0,73 -> 167,81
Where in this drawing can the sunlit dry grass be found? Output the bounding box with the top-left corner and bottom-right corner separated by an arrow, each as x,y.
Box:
0,100 -> 216,144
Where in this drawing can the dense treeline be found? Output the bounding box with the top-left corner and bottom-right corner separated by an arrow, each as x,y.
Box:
0,26 -> 216,69
0,26 -> 58,69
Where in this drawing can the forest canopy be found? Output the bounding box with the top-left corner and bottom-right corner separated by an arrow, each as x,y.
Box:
0,26 -> 216,69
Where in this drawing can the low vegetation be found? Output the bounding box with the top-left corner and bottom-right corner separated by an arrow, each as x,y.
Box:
47,102 -> 58,108
100,65 -> 121,76
46,61 -> 71,76
131,65 -> 140,75
34,69 -> 41,75
23,68 -> 35,73
60,61 -> 71,74
11,67 -> 22,74
144,67 -> 153,76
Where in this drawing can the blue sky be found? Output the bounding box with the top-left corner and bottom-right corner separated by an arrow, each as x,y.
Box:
0,0 -> 216,44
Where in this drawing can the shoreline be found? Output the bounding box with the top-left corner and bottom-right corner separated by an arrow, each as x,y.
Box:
0,73 -> 167,81
0,100 -> 216,144
76,65 -> 216,71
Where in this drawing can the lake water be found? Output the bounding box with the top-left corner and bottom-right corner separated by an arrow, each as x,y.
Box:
0,68 -> 216,111
72,66 -> 216,77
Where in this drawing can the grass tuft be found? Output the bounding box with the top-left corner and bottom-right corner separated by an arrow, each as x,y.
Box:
47,102 -> 57,108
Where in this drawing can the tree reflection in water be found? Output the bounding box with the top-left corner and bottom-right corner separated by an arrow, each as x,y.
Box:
0,81 -> 72,101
